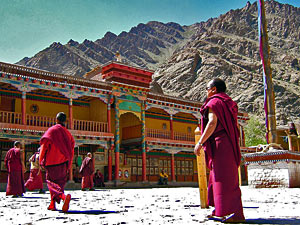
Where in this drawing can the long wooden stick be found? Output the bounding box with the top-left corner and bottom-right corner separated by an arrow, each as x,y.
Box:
195,127 -> 208,208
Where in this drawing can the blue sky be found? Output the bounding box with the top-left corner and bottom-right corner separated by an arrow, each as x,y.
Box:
0,0 -> 299,63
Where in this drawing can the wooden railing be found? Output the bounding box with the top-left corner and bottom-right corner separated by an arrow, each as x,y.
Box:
174,131 -> 194,142
0,111 -> 108,133
26,114 -> 57,128
73,119 -> 108,133
146,128 -> 171,139
146,128 -> 194,142
0,111 -> 22,124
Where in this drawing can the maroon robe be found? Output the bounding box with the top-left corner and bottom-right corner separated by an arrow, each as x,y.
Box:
4,147 -> 26,196
79,157 -> 94,189
25,153 -> 43,191
200,92 -> 244,220
40,124 -> 74,203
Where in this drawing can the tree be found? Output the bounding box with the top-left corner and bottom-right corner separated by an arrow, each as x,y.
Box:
244,116 -> 267,147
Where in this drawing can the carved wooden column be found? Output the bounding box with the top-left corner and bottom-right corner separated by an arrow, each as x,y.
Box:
69,98 -> 73,129
171,153 -> 176,182
107,102 -> 111,133
170,114 -> 174,140
114,98 -> 120,183
108,146 -> 113,182
141,101 -> 147,182
21,91 -> 26,125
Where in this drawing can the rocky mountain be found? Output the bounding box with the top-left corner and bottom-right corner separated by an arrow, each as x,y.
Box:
154,0 -> 300,125
17,21 -> 193,76
17,0 -> 300,124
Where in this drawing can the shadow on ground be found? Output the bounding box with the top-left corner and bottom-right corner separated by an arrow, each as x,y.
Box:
246,218 -> 300,224
61,210 -> 120,215
22,196 -> 48,199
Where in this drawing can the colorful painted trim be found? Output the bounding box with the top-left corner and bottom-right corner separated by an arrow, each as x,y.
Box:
244,150 -> 300,165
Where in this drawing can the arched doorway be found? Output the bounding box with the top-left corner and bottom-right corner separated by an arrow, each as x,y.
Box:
119,112 -> 143,181
119,112 -> 142,152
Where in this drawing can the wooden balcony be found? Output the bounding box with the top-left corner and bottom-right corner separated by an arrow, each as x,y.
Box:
0,111 -> 22,124
0,111 -> 108,133
146,128 -> 194,142
174,131 -> 194,142
146,128 -> 171,139
73,119 -> 108,133
27,114 -> 56,128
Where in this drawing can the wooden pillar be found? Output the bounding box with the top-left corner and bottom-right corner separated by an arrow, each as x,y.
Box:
170,114 -> 174,139
259,0 -> 277,144
114,98 -> 120,183
115,151 -> 120,182
69,98 -> 73,130
108,146 -> 112,181
171,153 -> 176,182
21,92 -> 26,125
141,101 -> 147,182
142,152 -> 147,182
107,102 -> 111,133
195,127 -> 208,208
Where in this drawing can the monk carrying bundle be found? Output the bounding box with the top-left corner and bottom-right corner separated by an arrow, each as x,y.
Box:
39,112 -> 75,212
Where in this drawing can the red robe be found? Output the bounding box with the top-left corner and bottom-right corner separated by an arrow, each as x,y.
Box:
25,169 -> 43,191
40,124 -> 74,203
4,147 -> 26,196
25,153 -> 43,191
200,92 -> 244,220
79,157 -> 94,189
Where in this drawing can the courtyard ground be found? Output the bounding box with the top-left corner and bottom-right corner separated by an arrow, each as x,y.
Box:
1,186 -> 300,224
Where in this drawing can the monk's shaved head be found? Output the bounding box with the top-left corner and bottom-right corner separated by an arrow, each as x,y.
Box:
56,112 -> 67,124
14,141 -> 21,148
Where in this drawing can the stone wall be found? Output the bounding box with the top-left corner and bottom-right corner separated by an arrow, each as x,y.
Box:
247,161 -> 300,188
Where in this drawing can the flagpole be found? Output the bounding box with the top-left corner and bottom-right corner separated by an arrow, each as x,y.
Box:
258,0 -> 277,144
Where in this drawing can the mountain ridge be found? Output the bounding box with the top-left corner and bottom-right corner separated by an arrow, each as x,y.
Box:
16,0 -> 300,124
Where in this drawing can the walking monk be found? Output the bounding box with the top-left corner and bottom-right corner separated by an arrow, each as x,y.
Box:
25,149 -> 45,193
79,152 -> 94,191
39,112 -> 75,212
194,78 -> 245,223
5,141 -> 26,197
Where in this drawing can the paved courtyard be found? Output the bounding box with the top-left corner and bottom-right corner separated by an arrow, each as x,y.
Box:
1,186 -> 300,224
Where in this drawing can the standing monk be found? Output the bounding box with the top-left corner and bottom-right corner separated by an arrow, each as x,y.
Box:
4,141 -> 26,197
194,78 -> 245,223
39,112 -> 75,212
79,152 -> 94,191
25,149 -> 45,193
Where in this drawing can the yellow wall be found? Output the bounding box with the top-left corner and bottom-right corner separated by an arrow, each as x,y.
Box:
145,117 -> 169,130
145,116 -> 197,135
73,105 -> 89,120
173,121 -> 197,134
15,99 -> 69,117
15,98 -> 96,122
89,99 -> 107,122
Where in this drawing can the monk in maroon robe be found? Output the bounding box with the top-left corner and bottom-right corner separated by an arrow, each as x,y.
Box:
5,141 -> 26,197
40,112 -> 75,212
79,152 -> 94,190
194,78 -> 245,223
25,150 -> 45,193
